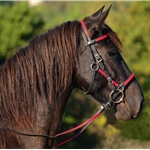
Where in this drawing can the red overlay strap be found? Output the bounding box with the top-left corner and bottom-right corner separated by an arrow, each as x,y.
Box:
96,34 -> 108,42
124,73 -> 135,86
80,20 -> 90,38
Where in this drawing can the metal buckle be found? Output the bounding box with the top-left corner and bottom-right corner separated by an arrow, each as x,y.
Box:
95,54 -> 102,63
117,84 -> 125,91
102,101 -> 111,109
107,77 -> 113,84
86,39 -> 95,46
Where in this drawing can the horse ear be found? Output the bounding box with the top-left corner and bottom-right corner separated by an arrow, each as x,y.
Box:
84,5 -> 112,36
96,5 -> 112,27
91,5 -> 105,18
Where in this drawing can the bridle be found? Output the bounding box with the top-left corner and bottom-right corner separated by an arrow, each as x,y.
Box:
80,20 -> 135,104
0,20 -> 135,147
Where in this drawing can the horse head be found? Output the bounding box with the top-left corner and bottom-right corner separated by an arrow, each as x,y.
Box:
75,5 -> 144,120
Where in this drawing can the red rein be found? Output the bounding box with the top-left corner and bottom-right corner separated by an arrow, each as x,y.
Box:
55,111 -> 101,147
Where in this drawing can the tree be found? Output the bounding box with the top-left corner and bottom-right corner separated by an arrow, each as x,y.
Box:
0,2 -> 44,62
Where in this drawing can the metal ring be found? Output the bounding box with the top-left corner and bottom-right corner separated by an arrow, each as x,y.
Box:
90,63 -> 99,71
109,89 -> 125,104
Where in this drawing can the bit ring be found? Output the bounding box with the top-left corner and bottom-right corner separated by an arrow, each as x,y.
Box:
110,89 -> 124,104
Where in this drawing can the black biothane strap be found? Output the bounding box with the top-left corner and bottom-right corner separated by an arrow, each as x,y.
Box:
81,30 -> 97,94
0,126 -> 55,139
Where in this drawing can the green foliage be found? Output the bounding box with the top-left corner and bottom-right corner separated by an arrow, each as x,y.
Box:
0,2 -> 44,61
113,2 -> 150,75
37,1 -> 113,30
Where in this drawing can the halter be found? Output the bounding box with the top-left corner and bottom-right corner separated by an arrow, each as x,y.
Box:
0,20 -> 135,147
80,20 -> 135,104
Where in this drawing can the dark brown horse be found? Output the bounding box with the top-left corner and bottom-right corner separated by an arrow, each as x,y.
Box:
0,6 -> 144,148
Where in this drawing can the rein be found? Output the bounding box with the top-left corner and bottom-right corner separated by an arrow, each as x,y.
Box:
0,20 -> 135,147
0,103 -> 108,147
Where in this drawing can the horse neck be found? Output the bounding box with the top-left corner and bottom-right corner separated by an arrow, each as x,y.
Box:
46,87 -> 73,147
0,21 -> 80,148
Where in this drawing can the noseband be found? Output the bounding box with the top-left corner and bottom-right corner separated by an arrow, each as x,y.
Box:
80,20 -> 135,104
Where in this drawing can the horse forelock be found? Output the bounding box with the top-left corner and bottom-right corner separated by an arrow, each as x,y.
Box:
103,24 -> 123,51
0,20 -> 81,130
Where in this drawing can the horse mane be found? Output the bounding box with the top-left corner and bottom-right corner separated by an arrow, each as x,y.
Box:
0,20 -> 81,129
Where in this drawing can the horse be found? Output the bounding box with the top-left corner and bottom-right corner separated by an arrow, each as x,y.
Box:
0,5 -> 144,148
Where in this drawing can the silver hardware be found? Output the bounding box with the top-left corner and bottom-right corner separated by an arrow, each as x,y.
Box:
109,89 -> 125,104
90,63 -> 99,71
95,54 -> 103,63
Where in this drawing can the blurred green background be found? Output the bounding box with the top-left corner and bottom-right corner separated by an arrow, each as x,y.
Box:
0,1 -> 150,148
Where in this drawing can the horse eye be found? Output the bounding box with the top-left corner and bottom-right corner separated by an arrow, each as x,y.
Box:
107,50 -> 116,57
